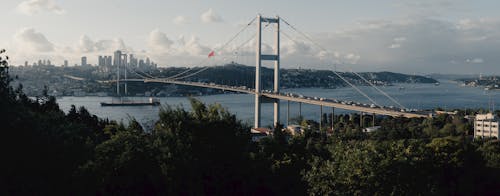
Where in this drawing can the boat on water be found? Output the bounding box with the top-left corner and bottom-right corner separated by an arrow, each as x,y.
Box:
101,97 -> 161,107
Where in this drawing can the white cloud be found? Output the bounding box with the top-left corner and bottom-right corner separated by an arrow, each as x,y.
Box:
173,16 -> 189,25
148,29 -> 174,52
14,28 -> 54,52
78,35 -> 94,53
77,35 -> 129,53
388,44 -> 401,49
17,0 -> 65,15
344,53 -> 361,64
179,36 -> 211,56
466,58 -> 484,64
308,17 -> 500,73
201,8 -> 223,23
146,29 -> 213,66
393,37 -> 407,42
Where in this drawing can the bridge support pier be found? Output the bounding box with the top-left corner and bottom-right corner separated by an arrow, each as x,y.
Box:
287,100 -> 290,126
360,112 -> 364,128
372,113 -> 376,127
299,102 -> 302,118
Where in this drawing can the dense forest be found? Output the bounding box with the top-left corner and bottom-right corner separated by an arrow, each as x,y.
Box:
2,51 -> 500,195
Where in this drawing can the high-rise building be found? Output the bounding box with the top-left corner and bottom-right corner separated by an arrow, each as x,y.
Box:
98,56 -> 105,66
146,57 -> 150,66
139,59 -> 145,68
106,56 -> 112,66
47,60 -> 51,66
129,54 -> 137,67
24,61 -> 28,67
81,56 -> 87,66
113,50 -> 122,66
64,60 -> 68,67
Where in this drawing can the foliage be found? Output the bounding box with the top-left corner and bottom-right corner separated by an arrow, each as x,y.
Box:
1,52 -> 500,195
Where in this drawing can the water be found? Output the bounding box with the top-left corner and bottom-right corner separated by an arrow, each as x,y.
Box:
57,80 -> 500,127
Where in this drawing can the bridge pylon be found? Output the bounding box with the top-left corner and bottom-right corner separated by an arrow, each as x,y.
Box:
255,14 -> 280,128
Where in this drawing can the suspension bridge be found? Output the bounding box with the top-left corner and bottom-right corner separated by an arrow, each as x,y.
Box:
84,14 -> 432,130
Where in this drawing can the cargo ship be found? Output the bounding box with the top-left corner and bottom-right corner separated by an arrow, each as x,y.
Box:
100,97 -> 160,107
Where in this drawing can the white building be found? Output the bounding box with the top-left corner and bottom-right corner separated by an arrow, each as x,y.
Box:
474,113 -> 499,139
363,126 -> 381,133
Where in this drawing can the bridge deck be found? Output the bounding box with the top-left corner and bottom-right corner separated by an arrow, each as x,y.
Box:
137,79 -> 429,118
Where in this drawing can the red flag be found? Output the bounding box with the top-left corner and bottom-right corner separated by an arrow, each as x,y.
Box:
208,51 -> 215,58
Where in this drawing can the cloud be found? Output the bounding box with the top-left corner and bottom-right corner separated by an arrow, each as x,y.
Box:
148,29 -> 174,52
307,17 -> 500,73
17,0 -> 65,15
179,36 -> 211,56
388,37 -> 406,49
388,44 -> 401,49
201,8 -> 223,23
173,16 -> 189,25
394,0 -> 456,17
14,28 -> 55,52
393,37 -> 407,42
344,53 -> 361,64
466,58 -> 484,64
145,29 -> 215,66
78,35 -> 94,53
77,35 -> 130,53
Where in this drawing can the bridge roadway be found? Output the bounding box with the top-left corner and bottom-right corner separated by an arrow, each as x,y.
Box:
122,78 -> 429,118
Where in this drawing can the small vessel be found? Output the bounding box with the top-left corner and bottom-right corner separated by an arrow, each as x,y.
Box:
434,82 -> 440,86
398,86 -> 405,91
101,97 -> 160,107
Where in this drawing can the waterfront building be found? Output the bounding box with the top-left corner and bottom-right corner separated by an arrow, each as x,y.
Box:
474,113 -> 499,139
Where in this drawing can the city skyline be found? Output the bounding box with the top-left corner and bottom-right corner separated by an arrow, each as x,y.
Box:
2,0 -> 500,74
24,50 -> 157,68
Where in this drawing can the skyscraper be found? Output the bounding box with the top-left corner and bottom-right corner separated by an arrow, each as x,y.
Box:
98,56 -> 105,66
113,50 -> 122,66
106,56 -> 112,66
81,56 -> 87,66
64,60 -> 68,67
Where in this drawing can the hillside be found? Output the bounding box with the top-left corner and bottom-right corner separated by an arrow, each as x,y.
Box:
10,63 -> 438,96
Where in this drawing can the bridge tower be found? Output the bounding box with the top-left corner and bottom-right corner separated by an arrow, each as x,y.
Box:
255,15 -> 280,128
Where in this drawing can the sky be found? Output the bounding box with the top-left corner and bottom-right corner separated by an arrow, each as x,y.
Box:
2,0 -> 500,74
